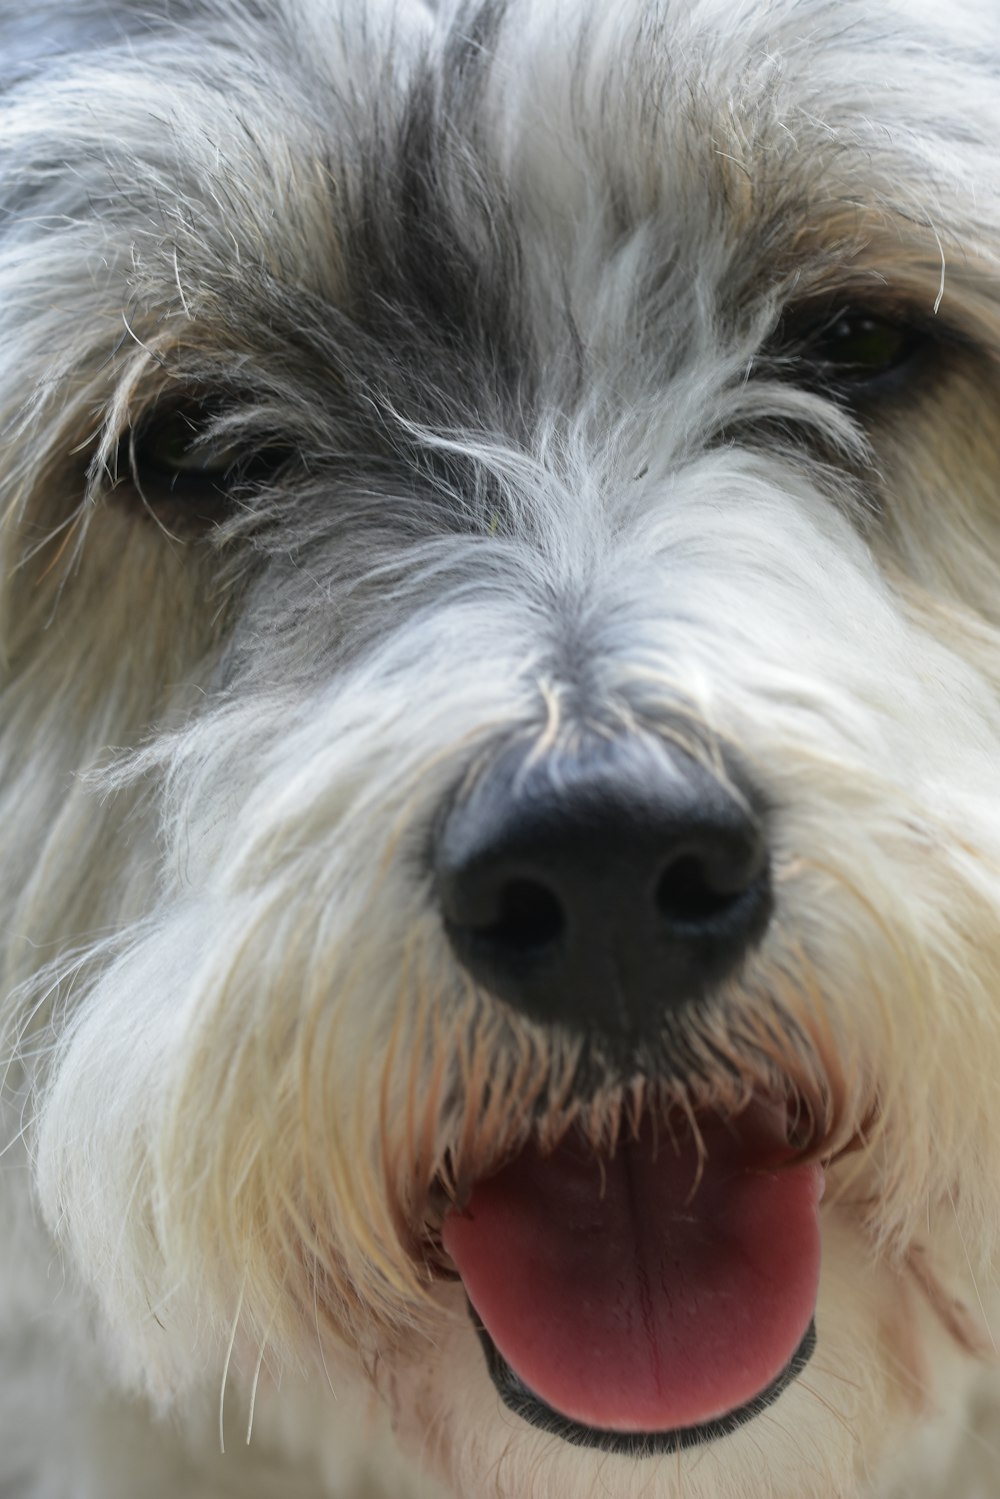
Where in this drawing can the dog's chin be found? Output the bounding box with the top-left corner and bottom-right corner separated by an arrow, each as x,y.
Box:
438,1099 -> 825,1451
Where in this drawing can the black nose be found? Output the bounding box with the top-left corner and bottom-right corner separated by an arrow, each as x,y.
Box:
433,734 -> 771,1043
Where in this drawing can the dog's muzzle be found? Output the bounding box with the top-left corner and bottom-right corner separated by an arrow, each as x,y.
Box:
431,733 -> 822,1452
433,730 -> 772,1044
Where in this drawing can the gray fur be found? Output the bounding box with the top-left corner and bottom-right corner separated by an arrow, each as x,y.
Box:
4,2 -> 1000,1496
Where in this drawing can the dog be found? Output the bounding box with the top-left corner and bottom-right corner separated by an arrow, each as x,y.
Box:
3,0 -> 1000,1495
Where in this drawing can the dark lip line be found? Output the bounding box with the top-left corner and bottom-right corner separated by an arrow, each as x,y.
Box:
470,1309 -> 817,1456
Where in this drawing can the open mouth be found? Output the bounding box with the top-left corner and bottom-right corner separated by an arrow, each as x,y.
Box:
441,1101 -> 823,1449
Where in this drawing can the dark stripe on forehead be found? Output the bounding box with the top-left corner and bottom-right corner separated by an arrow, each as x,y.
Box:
330,0 -> 532,435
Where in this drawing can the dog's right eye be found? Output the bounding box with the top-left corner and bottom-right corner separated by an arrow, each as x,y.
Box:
121,404 -> 289,523
135,408 -> 242,483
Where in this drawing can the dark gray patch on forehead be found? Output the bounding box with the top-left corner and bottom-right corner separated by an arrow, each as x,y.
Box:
331,1 -> 531,437
219,2 -> 541,559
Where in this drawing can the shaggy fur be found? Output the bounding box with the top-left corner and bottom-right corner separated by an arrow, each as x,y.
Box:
3,0 -> 1000,1494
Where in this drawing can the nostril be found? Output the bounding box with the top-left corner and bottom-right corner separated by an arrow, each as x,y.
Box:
434,733 -> 773,1039
655,854 -> 750,926
478,878 -> 566,951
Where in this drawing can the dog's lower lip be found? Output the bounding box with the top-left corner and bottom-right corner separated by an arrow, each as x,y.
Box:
470,1307 -> 818,1453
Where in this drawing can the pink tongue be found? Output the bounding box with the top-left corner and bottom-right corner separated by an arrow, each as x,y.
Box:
442,1108 -> 822,1433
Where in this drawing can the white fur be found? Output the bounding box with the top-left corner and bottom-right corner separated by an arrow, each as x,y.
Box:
4,1 -> 1000,1495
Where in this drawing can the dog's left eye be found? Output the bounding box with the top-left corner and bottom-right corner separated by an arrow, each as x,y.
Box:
789,308 -> 927,390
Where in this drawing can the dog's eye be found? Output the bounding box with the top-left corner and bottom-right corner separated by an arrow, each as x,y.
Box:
804,313 -> 916,374
789,308 -> 927,392
122,405 -> 288,521
136,408 -> 243,483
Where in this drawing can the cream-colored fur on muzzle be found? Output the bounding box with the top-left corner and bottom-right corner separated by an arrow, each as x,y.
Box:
2,1 -> 1000,1496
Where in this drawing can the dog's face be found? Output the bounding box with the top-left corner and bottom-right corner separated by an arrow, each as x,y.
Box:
5,1 -> 1000,1495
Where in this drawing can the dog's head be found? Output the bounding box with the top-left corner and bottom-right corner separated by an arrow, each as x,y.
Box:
4,1 -> 1000,1494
